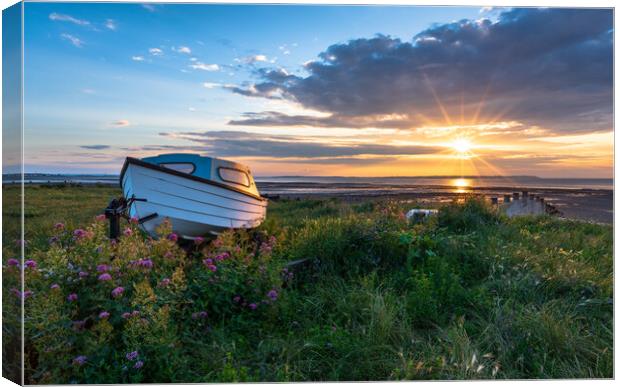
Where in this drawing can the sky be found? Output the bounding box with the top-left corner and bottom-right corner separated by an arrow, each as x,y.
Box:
18,3 -> 613,177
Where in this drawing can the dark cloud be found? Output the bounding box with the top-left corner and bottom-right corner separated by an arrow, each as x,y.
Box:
229,8 -> 612,133
157,130 -> 442,159
80,145 -> 111,150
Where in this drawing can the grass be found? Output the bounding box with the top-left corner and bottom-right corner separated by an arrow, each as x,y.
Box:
2,184 -> 613,382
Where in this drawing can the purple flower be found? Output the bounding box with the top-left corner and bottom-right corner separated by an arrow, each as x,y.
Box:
24,260 -> 37,269
248,303 -> 257,310
207,264 -> 217,272
73,229 -> 86,239
199,311 -> 208,318
167,233 -> 178,242
79,271 -> 89,278
233,295 -> 241,303
96,264 -> 109,273
203,258 -> 213,266
48,236 -> 60,244
215,252 -> 230,261
134,360 -> 144,369
50,283 -> 60,290
131,310 -> 140,317
111,286 -> 124,298
7,258 -> 19,267
73,355 -> 87,366
126,351 -> 139,361
22,290 -> 34,299
99,311 -> 110,319
267,289 -> 278,301
194,237 -> 205,245
98,273 -> 112,281
54,222 -> 65,230
67,293 -> 78,302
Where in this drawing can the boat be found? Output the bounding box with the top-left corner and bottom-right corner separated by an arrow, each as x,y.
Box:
118,153 -> 267,239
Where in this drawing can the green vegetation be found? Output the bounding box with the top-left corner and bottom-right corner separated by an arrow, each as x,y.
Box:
2,185 -> 613,382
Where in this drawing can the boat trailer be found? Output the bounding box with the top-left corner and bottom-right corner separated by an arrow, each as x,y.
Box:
104,195 -> 157,239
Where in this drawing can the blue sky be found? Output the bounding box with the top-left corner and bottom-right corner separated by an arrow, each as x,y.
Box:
20,4 -> 612,177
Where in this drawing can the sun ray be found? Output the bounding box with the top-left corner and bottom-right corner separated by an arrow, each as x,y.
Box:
423,73 -> 453,126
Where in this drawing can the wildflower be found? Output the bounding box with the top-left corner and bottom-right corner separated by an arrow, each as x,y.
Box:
194,236 -> 205,245
248,303 -> 257,310
167,233 -> 178,242
126,351 -> 139,361
233,295 -> 241,303
54,222 -> 65,230
134,360 -> 144,369
164,251 -> 173,259
130,216 -> 139,224
215,252 -> 229,261
213,238 -> 223,248
207,264 -> 217,272
199,311 -> 208,318
123,228 -> 133,237
14,289 -> 34,299
73,355 -> 87,366
159,278 -> 171,287
50,283 -> 60,290
7,258 -> 19,267
121,312 -> 131,319
48,236 -> 60,244
97,264 -> 109,273
99,311 -> 110,319
203,258 -> 213,266
78,271 -> 89,278
133,258 -> 153,270
98,273 -> 112,281
67,293 -> 78,302
267,289 -> 278,301
191,312 -> 199,319
24,260 -> 37,269
95,214 -> 106,222
111,286 -> 124,298
73,229 -> 86,239
131,310 -> 140,317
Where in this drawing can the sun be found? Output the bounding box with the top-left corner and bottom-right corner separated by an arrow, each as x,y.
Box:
451,138 -> 473,154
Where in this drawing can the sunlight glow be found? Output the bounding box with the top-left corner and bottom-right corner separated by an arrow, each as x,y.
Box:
451,138 -> 473,154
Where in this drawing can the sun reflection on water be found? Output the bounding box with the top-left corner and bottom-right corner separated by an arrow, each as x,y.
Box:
452,178 -> 473,193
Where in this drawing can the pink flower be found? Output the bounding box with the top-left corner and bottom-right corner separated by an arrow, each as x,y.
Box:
159,278 -> 171,287
73,229 -> 87,239
215,252 -> 230,261
131,310 -> 140,317
24,260 -> 37,269
54,222 -> 65,230
121,312 -> 131,319
99,311 -> 110,319
194,237 -> 205,245
98,273 -> 112,281
50,283 -> 60,290
267,289 -> 278,301
67,293 -> 78,302
7,258 -> 19,267
95,214 -> 106,222
130,216 -> 139,224
167,233 -> 178,242
123,228 -> 133,237
164,251 -> 174,259
97,264 -> 109,273
111,286 -> 124,298
248,303 -> 257,310
73,355 -> 87,366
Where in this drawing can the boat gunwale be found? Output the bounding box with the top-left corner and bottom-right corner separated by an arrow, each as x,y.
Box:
120,157 -> 267,202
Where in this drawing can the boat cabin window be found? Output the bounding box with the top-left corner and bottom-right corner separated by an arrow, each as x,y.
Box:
218,167 -> 250,187
159,163 -> 195,174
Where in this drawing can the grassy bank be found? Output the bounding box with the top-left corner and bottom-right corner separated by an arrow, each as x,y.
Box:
2,185 -> 613,382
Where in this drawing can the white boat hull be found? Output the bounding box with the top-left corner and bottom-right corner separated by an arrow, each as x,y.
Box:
121,161 -> 267,239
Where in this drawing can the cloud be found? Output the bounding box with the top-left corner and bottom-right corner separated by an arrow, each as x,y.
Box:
111,120 -> 130,127
49,12 -> 90,26
80,145 -> 110,150
149,48 -> 163,56
228,8 -> 612,134
175,46 -> 191,54
131,56 -> 145,61
60,33 -> 84,48
158,130 -> 442,159
190,62 -> 220,71
141,4 -> 157,12
236,54 -> 275,64
105,19 -> 117,30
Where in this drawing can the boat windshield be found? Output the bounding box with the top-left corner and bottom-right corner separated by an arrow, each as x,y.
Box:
159,162 -> 195,174
218,167 -> 250,187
